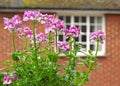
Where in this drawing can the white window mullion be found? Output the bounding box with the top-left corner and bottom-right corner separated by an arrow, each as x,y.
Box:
102,16 -> 106,55
86,16 -> 90,52
71,16 -> 74,26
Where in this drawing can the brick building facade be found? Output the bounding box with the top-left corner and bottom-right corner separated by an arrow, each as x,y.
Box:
0,0 -> 120,86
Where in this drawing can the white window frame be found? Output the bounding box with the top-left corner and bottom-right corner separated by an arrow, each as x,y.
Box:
57,13 -> 106,57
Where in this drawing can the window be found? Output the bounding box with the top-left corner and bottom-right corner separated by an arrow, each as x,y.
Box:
58,15 -> 105,56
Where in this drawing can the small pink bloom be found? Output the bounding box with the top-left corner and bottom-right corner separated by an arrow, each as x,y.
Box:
19,27 -> 32,38
23,10 -> 41,21
36,33 -> 47,43
45,19 -> 66,34
3,74 -> 12,85
65,25 -> 80,38
3,15 -> 22,32
90,30 -> 106,44
12,74 -> 18,81
55,41 -> 70,52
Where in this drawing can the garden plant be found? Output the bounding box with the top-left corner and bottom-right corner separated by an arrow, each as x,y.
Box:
1,10 -> 105,86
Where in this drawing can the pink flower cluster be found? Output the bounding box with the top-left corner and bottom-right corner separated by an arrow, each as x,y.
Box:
45,19 -> 66,34
23,10 -> 55,24
3,74 -> 18,85
57,41 -> 70,52
19,27 -> 32,38
36,33 -> 47,43
3,15 -> 22,32
65,25 -> 80,38
90,30 -> 106,43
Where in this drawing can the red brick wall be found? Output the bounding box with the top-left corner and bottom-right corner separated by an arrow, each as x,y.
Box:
0,12 -> 120,86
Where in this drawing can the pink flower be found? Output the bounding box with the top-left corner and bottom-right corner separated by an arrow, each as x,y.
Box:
37,14 -> 55,24
12,15 -> 22,31
23,27 -> 32,37
45,19 -> 66,34
90,30 -> 106,43
23,10 -> 55,24
12,74 -> 18,81
3,15 -> 22,32
3,74 -> 12,85
18,27 -> 32,38
23,10 -> 41,21
45,24 -> 55,34
56,41 -> 70,52
36,33 -> 47,43
65,25 -> 80,38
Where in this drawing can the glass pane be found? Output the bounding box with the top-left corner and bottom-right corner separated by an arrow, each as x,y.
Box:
74,16 -> 79,22
58,35 -> 63,41
90,26 -> 95,32
74,37 -> 79,42
75,25 -> 79,28
81,35 -> 86,42
66,25 -> 70,29
97,16 -> 102,24
66,16 -> 70,23
90,17 -> 95,23
82,45 -> 86,51
90,45 -> 95,50
99,44 -> 102,51
81,26 -> 86,32
97,25 -> 102,30
59,16 -> 64,20
81,17 -> 86,23
66,38 -> 70,42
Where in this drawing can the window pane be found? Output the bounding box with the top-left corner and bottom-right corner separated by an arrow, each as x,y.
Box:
99,44 -> 102,51
90,26 -> 95,32
66,25 -> 70,29
81,35 -> 86,42
90,17 -> 95,23
90,45 -> 95,50
59,35 -> 63,41
97,25 -> 102,30
74,37 -> 79,42
75,25 -> 79,28
82,45 -> 86,51
97,16 -> 102,24
66,16 -> 70,23
59,16 -> 64,20
81,26 -> 86,32
66,38 -> 70,41
74,16 -> 79,22
81,17 -> 86,23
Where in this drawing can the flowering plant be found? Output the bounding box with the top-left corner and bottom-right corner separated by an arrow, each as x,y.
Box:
2,10 -> 105,86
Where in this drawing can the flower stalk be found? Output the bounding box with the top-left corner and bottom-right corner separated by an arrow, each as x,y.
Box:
32,20 -> 39,72
12,29 -> 16,52
55,29 -> 58,53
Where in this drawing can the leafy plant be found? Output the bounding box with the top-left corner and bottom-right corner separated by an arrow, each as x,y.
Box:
2,10 -> 106,86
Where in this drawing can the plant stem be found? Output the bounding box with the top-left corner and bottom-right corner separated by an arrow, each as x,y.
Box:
95,41 -> 99,58
12,29 -> 16,52
81,41 -> 99,85
32,20 -> 36,48
55,29 -> 58,53
32,21 -> 39,72
79,51 -> 88,56
24,36 -> 27,50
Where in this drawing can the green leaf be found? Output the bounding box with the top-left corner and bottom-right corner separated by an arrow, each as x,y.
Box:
5,60 -> 10,66
88,50 -> 93,55
11,52 -> 19,61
